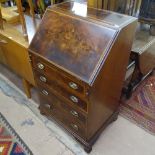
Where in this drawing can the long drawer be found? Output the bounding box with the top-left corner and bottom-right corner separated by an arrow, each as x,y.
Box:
35,72 -> 88,111
36,75 -> 88,112
31,54 -> 88,97
39,95 -> 87,139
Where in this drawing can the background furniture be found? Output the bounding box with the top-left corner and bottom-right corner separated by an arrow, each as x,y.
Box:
88,0 -> 142,16
139,0 -> 155,35
29,1 -> 137,152
88,0 -> 155,98
0,0 -> 66,98
0,5 -> 19,24
0,0 -> 39,98
123,24 -> 155,98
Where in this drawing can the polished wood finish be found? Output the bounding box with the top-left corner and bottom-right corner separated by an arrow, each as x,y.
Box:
36,80 -> 88,112
87,21 -> 137,140
39,90 -> 87,128
29,11 -> 117,84
31,55 -> 86,96
29,1 -> 137,153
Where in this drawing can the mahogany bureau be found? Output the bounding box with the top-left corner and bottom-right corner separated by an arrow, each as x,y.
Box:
28,1 -> 137,153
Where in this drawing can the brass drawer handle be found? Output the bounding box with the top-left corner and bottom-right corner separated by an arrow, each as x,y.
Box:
44,104 -> 51,109
40,76 -> 47,82
0,39 -> 8,44
70,124 -> 78,131
69,82 -> 78,90
70,96 -> 78,103
42,90 -> 48,96
37,63 -> 45,70
70,110 -> 78,117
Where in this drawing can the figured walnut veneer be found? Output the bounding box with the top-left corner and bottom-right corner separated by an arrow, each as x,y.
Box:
29,1 -> 137,153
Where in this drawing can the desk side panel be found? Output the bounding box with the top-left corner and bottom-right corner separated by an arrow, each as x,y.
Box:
87,20 -> 137,140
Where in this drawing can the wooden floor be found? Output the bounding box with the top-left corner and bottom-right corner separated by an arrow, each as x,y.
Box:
0,63 -> 39,104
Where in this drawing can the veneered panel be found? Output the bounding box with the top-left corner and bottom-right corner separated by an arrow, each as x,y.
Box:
29,10 -> 117,84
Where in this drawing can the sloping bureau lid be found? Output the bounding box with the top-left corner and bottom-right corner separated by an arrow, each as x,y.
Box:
29,2 -> 120,84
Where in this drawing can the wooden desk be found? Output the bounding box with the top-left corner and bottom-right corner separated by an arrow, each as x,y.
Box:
29,1 -> 137,152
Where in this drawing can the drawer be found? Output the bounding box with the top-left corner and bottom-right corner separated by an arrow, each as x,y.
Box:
39,96 -> 87,138
39,93 -> 87,124
31,54 -> 86,96
37,79 -> 88,112
34,69 -> 87,99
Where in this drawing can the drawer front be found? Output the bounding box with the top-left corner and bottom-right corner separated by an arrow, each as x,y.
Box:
37,78 -> 88,112
60,102 -> 87,124
39,93 -> 87,124
34,70 -> 86,100
37,83 -> 86,113
39,96 -> 87,138
31,54 -> 86,96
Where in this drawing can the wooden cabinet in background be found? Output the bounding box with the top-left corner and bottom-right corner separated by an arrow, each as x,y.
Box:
29,1 -> 137,153
0,0 -> 42,98
0,24 -> 35,98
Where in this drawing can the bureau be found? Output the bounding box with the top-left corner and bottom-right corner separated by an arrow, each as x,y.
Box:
29,1 -> 137,153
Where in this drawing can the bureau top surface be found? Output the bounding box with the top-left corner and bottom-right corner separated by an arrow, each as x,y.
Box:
51,1 -> 136,28
29,1 -> 136,85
